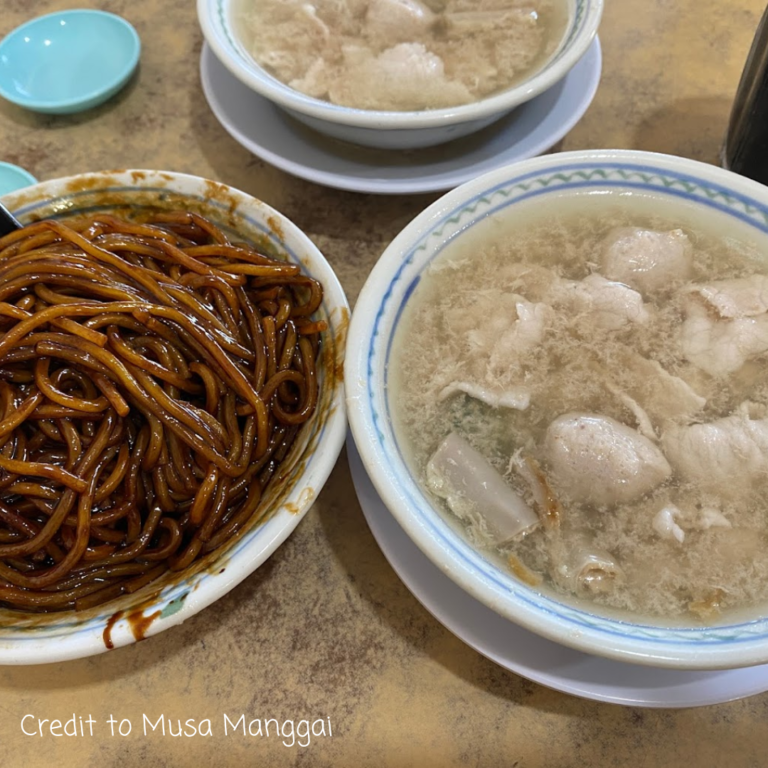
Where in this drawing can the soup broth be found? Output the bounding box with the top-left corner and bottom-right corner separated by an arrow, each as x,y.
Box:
234,0 -> 569,111
390,192 -> 768,622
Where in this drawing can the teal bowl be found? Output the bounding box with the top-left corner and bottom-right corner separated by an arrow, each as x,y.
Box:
0,162 -> 36,195
0,10 -> 140,114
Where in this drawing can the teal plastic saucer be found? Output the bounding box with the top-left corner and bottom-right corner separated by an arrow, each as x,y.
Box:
0,162 -> 37,196
0,10 -> 140,114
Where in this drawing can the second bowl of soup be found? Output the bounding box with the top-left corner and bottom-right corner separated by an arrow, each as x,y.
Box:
198,0 -> 602,149
347,149 -> 768,669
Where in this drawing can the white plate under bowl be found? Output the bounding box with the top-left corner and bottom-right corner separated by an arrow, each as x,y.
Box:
200,39 -> 602,195
347,436 -> 768,708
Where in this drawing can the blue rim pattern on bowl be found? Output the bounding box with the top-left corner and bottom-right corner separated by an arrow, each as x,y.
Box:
361,157 -> 768,658
208,0 -> 595,117
0,174 -> 347,661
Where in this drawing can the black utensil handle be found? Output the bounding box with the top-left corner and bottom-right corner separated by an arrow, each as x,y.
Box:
0,203 -> 22,237
724,6 -> 768,183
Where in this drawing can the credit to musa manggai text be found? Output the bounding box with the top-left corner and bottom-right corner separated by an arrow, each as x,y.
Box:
20,713 -> 333,747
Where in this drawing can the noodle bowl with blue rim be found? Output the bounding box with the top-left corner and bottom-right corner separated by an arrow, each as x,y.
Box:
0,170 -> 347,664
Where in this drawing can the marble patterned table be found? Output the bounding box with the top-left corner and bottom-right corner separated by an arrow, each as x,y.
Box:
1,0 -> 768,765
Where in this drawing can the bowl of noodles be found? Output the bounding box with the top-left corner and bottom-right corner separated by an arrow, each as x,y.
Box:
198,0 -> 603,150
0,169 -> 348,664
347,149 -> 768,670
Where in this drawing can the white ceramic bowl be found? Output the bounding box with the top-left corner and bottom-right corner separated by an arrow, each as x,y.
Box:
0,170 -> 348,664
346,149 -> 768,670
197,0 -> 603,150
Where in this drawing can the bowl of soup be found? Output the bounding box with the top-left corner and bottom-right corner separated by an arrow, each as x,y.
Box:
346,149 -> 768,669
197,0 -> 603,149
0,170 -> 348,663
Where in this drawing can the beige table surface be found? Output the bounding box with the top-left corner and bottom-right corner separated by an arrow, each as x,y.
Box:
2,0 -> 768,766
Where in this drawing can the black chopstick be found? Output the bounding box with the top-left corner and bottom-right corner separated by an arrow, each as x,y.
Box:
0,202 -> 22,237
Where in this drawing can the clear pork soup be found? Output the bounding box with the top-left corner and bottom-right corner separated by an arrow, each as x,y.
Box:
235,0 -> 569,111
390,193 -> 768,624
